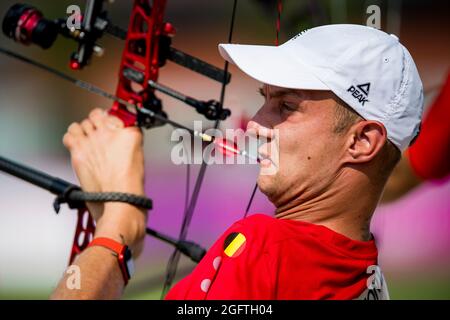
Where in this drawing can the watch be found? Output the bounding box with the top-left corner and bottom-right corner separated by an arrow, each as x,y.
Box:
88,237 -> 135,285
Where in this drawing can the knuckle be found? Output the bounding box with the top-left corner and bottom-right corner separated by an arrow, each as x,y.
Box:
90,108 -> 103,116
62,133 -> 72,147
106,115 -> 124,128
67,122 -> 80,132
71,150 -> 85,167
89,108 -> 104,120
81,119 -> 92,128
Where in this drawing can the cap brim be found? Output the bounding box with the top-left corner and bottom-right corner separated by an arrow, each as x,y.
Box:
218,43 -> 328,90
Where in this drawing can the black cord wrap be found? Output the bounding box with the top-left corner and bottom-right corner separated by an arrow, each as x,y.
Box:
53,187 -> 153,213
0,155 -> 210,263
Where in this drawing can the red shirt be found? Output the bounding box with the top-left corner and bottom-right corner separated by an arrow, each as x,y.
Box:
166,214 -> 387,300
408,70 -> 450,180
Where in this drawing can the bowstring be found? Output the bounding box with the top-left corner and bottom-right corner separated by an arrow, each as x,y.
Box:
243,183 -> 258,219
276,0 -> 283,45
160,0 -> 239,298
245,0 -> 282,218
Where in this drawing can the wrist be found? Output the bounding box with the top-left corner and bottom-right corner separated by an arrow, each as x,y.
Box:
94,202 -> 147,255
106,173 -> 145,196
87,237 -> 135,286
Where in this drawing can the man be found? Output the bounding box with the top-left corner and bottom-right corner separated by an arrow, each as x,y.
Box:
382,70 -> 450,202
51,24 -> 423,300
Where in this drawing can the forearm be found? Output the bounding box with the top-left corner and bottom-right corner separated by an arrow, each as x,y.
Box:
50,246 -> 124,300
53,109 -> 147,299
50,203 -> 146,300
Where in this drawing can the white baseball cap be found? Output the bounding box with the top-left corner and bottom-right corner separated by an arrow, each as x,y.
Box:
218,24 -> 424,151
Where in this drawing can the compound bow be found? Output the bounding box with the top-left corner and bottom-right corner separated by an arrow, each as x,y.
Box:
0,0 -> 239,296
0,0 -> 281,295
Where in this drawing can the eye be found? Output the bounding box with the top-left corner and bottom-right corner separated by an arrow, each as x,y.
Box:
280,102 -> 297,112
258,87 -> 266,98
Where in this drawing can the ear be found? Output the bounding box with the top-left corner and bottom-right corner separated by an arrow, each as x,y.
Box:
344,120 -> 387,164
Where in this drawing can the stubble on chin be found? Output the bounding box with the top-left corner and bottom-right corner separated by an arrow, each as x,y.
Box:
257,173 -> 280,203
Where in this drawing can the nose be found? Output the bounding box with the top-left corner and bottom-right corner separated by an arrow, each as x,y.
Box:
246,120 -> 275,140
246,120 -> 279,164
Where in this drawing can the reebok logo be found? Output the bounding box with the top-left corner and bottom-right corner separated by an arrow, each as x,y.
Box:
347,83 -> 371,106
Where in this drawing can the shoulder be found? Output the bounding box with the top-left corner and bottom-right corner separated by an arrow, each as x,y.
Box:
204,214 -> 278,261
225,214 -> 278,244
218,214 -> 301,259
229,213 -> 277,233
234,213 -> 272,225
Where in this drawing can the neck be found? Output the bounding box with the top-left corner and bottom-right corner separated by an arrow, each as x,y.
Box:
274,168 -> 384,241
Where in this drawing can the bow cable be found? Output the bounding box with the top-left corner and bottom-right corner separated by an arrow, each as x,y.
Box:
160,0 -> 239,297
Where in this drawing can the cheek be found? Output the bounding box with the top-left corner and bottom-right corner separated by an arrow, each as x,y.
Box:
278,123 -> 337,174
279,123 -> 318,158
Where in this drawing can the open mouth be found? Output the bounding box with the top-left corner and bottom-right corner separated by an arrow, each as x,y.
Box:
258,141 -> 279,166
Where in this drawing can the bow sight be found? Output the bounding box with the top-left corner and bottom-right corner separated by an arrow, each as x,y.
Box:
2,3 -> 57,49
2,2 -> 105,68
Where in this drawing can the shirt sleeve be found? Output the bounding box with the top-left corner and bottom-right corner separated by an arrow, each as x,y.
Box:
408,70 -> 450,180
165,216 -> 275,300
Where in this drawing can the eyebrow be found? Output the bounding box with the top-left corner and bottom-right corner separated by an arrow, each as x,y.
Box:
258,86 -> 300,99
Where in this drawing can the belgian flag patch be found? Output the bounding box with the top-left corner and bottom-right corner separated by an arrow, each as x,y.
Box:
223,232 -> 247,258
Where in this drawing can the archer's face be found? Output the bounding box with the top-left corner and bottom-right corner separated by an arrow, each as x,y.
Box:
247,84 -> 346,211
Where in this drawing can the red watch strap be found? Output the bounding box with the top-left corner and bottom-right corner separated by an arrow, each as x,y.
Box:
88,237 -> 130,285
89,237 -> 125,254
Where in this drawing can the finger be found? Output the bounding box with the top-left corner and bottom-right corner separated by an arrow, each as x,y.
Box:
67,122 -> 85,138
126,126 -> 144,144
89,108 -> 104,118
105,114 -> 125,129
62,132 -> 74,149
124,125 -> 143,135
80,119 -> 95,136
89,108 -> 107,128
